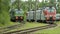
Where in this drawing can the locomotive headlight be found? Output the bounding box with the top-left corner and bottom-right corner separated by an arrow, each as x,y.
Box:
20,16 -> 23,19
53,17 -> 56,20
16,16 -> 18,19
45,16 -> 47,17
45,15 -> 48,17
54,15 -> 56,17
45,15 -> 49,20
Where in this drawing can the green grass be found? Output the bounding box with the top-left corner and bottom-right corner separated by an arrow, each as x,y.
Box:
5,22 -> 47,33
0,22 -> 20,28
32,21 -> 60,34
1,21 -> 60,34
0,24 -> 4,27
18,22 -> 47,30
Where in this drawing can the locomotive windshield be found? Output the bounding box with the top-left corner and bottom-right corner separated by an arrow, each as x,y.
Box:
14,9 -> 24,16
48,8 -> 54,12
46,7 -> 55,12
16,10 -> 21,14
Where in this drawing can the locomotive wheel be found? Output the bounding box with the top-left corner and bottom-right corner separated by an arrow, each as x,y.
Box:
42,20 -> 46,23
37,20 -> 40,22
10,19 -> 15,22
31,19 -> 35,22
50,21 -> 54,24
46,21 -> 54,24
10,19 -> 13,22
27,19 -> 29,22
27,20 -> 31,22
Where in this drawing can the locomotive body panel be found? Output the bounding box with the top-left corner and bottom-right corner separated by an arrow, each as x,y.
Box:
36,10 -> 45,20
14,9 -> 24,16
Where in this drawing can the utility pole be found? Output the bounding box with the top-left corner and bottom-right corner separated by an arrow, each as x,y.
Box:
10,0 -> 15,10
56,0 -> 58,9
34,0 -> 38,22
28,0 -> 32,21
37,0 -> 39,9
18,0 -> 20,10
28,0 -> 32,11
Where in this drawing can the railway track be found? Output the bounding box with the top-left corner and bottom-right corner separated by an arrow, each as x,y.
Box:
0,23 -> 24,33
3,24 -> 57,34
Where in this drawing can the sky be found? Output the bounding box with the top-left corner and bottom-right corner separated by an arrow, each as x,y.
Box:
11,0 -> 42,2
39,0 -> 42,2
21,0 -> 42,2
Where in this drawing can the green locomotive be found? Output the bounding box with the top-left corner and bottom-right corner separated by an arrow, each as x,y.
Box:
10,9 -> 24,22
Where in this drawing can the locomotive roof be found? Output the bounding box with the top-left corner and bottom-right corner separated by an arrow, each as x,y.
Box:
45,7 -> 55,10
56,14 -> 60,16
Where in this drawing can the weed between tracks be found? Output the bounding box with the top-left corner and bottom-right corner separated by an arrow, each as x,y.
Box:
32,21 -> 60,34
4,22 -> 47,33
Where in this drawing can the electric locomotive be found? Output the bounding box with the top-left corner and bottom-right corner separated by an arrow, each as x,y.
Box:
10,6 -> 56,24
43,6 -> 56,23
27,7 -> 56,23
10,9 -> 24,22
56,14 -> 60,21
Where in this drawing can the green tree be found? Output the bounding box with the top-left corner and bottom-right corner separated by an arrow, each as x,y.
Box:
0,0 -> 10,25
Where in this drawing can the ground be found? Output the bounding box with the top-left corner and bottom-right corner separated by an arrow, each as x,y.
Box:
4,22 -> 47,32
0,22 -> 19,27
1,21 -> 60,34
31,21 -> 60,34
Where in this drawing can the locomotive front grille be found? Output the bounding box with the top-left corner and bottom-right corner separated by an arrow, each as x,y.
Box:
50,17 -> 53,21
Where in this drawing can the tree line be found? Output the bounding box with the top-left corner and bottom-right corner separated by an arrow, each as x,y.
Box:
0,0 -> 60,25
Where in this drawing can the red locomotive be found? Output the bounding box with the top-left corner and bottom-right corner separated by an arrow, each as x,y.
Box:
43,6 -> 56,23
